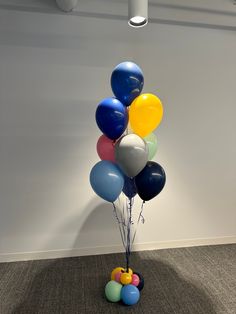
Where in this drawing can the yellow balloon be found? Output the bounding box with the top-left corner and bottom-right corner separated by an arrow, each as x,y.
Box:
120,272 -> 132,285
129,93 -> 163,138
111,267 -> 124,280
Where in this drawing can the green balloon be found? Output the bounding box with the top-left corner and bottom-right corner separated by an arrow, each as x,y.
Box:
144,133 -> 158,160
105,280 -> 122,302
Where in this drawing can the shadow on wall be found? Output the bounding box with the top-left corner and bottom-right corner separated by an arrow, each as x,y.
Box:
73,201 -> 121,249
9,255 -> 217,313
37,198 -> 122,254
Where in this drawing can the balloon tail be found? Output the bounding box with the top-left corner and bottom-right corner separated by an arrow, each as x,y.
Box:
112,196 -> 141,272
132,200 -> 145,246
112,202 -> 126,250
125,197 -> 134,272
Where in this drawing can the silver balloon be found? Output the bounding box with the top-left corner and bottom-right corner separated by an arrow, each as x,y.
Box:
115,134 -> 149,177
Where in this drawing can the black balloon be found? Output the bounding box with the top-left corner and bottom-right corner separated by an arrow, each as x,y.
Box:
133,271 -> 144,291
135,161 -> 166,201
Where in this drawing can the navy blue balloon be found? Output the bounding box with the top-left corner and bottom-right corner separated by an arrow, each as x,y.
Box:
111,62 -> 144,107
90,160 -> 124,202
135,161 -> 166,201
123,175 -> 137,199
96,97 -> 128,140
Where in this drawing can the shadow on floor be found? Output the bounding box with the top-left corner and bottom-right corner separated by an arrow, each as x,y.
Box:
7,253 -> 217,314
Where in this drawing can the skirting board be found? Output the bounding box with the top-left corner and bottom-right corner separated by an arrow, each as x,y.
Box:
0,236 -> 236,263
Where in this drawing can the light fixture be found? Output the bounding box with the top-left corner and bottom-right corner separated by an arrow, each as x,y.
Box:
128,0 -> 148,28
56,0 -> 78,12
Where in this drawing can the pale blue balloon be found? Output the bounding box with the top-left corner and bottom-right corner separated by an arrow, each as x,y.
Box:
90,160 -> 124,202
121,284 -> 140,305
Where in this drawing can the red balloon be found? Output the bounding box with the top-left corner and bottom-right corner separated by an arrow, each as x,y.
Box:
97,135 -> 116,162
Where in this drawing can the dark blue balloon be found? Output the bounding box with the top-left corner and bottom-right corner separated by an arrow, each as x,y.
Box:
123,175 -> 137,199
96,97 -> 128,140
111,62 -> 144,107
135,161 -> 166,201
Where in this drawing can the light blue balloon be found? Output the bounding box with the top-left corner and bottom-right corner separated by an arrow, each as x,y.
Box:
121,284 -> 140,305
90,160 -> 124,202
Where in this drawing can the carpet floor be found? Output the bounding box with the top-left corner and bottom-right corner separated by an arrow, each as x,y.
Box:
0,244 -> 235,314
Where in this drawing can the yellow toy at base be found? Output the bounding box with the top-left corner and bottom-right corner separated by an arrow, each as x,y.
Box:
120,272 -> 132,285
110,267 -> 133,280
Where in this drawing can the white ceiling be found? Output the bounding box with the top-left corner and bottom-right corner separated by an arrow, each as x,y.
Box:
0,0 -> 236,30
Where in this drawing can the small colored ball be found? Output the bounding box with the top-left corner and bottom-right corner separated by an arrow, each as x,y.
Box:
120,272 -> 132,285
131,274 -> 140,286
133,272 -> 144,291
121,284 -> 140,305
111,267 -> 124,280
114,271 -> 122,283
105,280 -> 122,302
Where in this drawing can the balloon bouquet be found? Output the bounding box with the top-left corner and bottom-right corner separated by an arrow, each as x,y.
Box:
90,62 -> 166,306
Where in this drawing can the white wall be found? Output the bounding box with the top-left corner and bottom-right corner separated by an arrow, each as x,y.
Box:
0,1 -> 236,261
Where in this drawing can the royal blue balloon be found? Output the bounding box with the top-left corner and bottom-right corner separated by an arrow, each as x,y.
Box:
121,284 -> 140,306
111,62 -> 144,107
90,160 -> 124,202
123,175 -> 137,199
135,161 -> 166,201
96,97 -> 128,140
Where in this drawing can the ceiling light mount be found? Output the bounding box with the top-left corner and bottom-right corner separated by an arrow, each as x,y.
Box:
128,0 -> 148,28
56,0 -> 78,12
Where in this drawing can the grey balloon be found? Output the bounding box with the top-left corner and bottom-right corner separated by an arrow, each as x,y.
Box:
115,134 -> 149,178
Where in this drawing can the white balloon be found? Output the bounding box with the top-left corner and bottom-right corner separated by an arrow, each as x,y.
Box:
115,134 -> 149,178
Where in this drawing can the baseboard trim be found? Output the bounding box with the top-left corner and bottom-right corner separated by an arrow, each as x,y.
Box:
1,236 -> 235,263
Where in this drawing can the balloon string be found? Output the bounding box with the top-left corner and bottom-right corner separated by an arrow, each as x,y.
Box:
125,198 -> 129,271
122,194 -> 127,230
112,202 -> 126,250
112,197 -> 138,272
125,197 -> 134,272
121,199 -> 127,250
132,200 -> 145,246
128,198 -> 132,271
126,198 -> 130,272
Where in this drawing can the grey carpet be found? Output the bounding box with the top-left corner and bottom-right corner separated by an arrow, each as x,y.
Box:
0,244 -> 235,314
